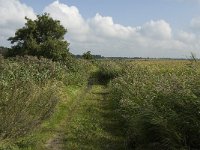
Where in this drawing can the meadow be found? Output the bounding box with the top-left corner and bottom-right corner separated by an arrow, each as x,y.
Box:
108,60 -> 200,149
1,56 -> 200,150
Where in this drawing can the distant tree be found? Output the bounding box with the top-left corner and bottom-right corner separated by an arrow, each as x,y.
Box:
8,13 -> 71,61
82,51 -> 94,60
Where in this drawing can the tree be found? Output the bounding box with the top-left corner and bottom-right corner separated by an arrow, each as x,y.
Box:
82,51 -> 94,60
8,13 -> 70,61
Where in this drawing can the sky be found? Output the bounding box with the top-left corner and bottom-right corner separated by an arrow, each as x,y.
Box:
1,0 -> 200,58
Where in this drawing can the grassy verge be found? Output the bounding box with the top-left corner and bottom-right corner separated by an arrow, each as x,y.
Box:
0,85 -> 85,150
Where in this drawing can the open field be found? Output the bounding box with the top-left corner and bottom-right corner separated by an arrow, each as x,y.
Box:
1,57 -> 200,149
1,1 -> 200,149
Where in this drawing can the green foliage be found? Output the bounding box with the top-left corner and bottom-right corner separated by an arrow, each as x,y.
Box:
0,81 -> 58,139
82,51 -> 94,60
95,60 -> 122,84
3,56 -> 200,150
0,56 -> 93,143
109,61 -> 200,149
8,13 -> 70,61
63,85 -> 125,149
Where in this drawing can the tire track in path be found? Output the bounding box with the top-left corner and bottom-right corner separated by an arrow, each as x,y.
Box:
46,78 -> 126,149
45,81 -> 93,150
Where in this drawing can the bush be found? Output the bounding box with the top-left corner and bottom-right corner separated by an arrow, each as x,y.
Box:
95,60 -> 122,84
0,81 -> 59,139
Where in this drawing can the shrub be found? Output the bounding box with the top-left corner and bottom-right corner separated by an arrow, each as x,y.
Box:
0,81 -> 59,139
95,60 -> 122,84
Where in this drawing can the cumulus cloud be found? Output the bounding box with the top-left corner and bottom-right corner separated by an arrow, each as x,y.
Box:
177,31 -> 196,42
0,0 -> 199,58
0,0 -> 36,46
140,20 -> 172,40
88,14 -> 136,39
44,1 -> 195,58
44,1 -> 89,39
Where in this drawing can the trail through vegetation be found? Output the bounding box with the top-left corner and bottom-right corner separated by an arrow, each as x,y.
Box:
2,58 -> 200,149
2,13 -> 200,149
46,80 -> 126,150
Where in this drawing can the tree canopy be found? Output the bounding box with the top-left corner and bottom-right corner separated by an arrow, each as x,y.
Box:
8,13 -> 71,61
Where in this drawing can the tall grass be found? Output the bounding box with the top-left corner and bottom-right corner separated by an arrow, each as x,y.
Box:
0,81 -> 58,139
0,55 -> 92,141
109,61 -> 200,149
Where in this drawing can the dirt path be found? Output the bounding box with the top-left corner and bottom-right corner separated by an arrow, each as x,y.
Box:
46,82 -> 125,150
45,86 -> 92,150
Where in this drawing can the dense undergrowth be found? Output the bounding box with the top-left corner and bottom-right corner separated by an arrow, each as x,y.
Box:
108,61 -> 200,149
94,60 -> 123,84
1,56 -> 200,150
0,55 -> 92,148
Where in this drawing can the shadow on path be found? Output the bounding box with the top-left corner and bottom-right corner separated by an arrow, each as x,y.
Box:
62,81 -> 126,149
46,77 -> 126,150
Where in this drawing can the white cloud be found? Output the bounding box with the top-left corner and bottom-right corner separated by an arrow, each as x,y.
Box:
140,20 -> 172,40
0,0 -> 36,46
44,1 -> 89,42
177,31 -> 196,42
0,0 -> 199,58
88,14 -> 136,39
44,1 -> 191,58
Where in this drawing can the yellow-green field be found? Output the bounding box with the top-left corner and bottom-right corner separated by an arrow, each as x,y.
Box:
1,57 -> 200,149
108,59 -> 200,149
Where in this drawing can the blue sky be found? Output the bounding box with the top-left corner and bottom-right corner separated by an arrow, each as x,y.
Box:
21,0 -> 200,28
1,0 -> 200,57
